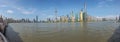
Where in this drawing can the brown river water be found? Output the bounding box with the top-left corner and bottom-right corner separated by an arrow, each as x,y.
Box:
5,21 -> 120,42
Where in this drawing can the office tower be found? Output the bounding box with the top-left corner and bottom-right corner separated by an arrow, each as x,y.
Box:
119,16 -> 120,20
67,14 -> 70,22
61,16 -> 65,22
87,15 -> 92,22
71,11 -> 75,22
83,12 -> 87,22
60,16 -> 62,22
80,9 -> 83,22
47,18 -> 51,22
83,0 -> 88,22
75,13 -> 79,22
118,15 -> 120,22
64,15 -> 68,22
0,15 -> 3,23
79,0 -> 88,22
55,8 -> 58,22
77,13 -> 80,22
36,16 -> 38,22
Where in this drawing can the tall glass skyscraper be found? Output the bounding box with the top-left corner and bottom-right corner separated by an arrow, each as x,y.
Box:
83,0 -> 87,22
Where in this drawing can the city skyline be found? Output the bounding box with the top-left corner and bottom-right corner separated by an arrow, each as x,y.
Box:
0,0 -> 120,20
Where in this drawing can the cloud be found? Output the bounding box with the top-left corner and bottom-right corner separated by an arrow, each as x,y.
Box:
16,7 -> 36,14
96,15 -> 118,20
97,0 -> 114,1
0,5 -> 7,7
98,1 -> 105,4
0,0 -> 36,15
22,11 -> 31,14
106,0 -> 113,1
6,10 -> 14,14
97,0 -> 111,8
0,4 -> 36,14
21,10 -> 35,14
97,0 -> 116,8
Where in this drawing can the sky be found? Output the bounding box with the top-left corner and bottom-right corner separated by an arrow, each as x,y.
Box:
0,0 -> 120,20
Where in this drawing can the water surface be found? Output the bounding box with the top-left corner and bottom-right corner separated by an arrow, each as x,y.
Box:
5,22 -> 119,42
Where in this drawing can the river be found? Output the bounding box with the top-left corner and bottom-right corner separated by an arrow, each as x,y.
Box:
5,21 -> 120,42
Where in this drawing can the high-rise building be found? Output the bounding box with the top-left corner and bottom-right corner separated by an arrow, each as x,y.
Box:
83,0 -> 88,22
61,16 -> 65,22
47,18 -> 51,22
67,14 -> 70,22
79,0 -> 88,22
80,9 -> 83,22
36,16 -> 38,22
87,15 -> 92,22
118,16 -> 120,20
60,16 -> 62,22
118,15 -> 120,22
83,12 -> 87,22
71,11 -> 75,22
55,8 -> 58,22
75,13 -> 79,22
64,15 -> 68,22
0,15 -> 3,23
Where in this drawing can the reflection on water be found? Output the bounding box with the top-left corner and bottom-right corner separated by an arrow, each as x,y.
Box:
80,22 -> 88,42
5,22 -> 119,42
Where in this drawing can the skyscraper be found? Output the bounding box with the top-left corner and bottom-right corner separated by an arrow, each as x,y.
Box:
67,14 -> 70,22
84,0 -> 87,12
71,11 -> 75,22
83,0 -> 87,22
36,16 -> 38,22
75,13 -> 79,22
118,15 -> 120,22
55,8 -> 58,22
0,15 -> 3,23
80,9 -> 83,22
79,0 -> 88,22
